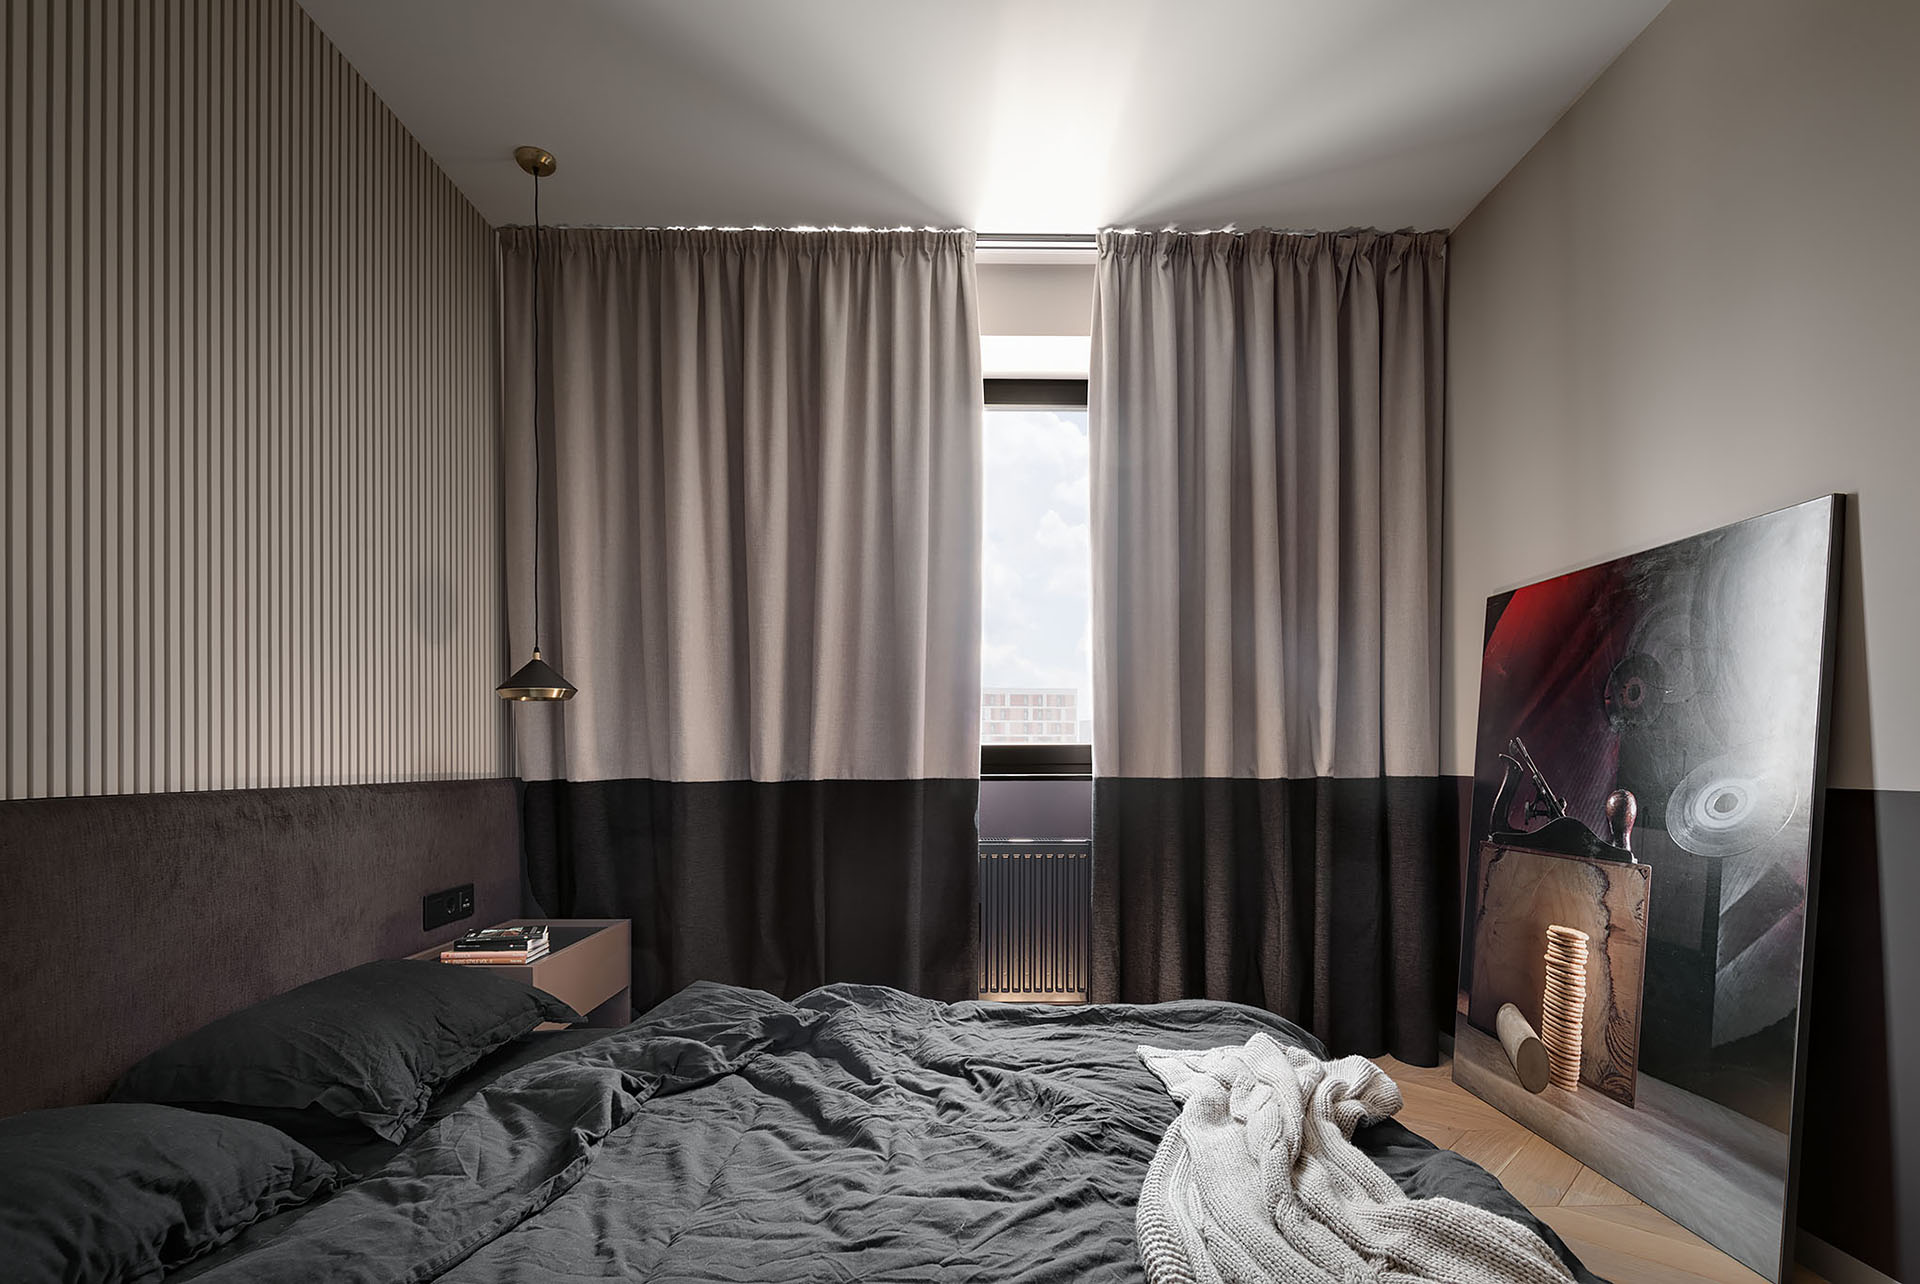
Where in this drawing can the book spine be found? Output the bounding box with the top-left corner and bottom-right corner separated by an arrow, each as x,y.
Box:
439,952 -> 543,964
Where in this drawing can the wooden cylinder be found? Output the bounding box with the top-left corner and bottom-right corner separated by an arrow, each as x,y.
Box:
1495,1002 -> 1551,1093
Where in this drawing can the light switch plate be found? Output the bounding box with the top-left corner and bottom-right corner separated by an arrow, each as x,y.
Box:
422,883 -> 475,931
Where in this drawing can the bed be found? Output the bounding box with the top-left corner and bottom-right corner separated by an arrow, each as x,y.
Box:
129,979 -> 1602,1283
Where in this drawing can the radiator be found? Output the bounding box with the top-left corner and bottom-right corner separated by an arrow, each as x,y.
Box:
978,841 -> 1091,1003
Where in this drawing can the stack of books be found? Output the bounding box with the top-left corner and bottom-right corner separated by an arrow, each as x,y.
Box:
440,924 -> 550,965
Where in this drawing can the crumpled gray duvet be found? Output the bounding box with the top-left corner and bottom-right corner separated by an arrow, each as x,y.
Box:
179,982 -> 1601,1283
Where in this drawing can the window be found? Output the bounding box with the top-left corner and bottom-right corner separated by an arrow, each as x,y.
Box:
981,379 -> 1090,778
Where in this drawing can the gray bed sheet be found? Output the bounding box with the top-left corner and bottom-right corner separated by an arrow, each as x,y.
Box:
178,982 -> 1602,1283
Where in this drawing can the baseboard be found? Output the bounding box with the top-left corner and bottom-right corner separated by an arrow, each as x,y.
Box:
1799,1232 -> 1901,1284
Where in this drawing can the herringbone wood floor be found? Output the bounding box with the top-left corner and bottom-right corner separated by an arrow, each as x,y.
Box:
1373,1053 -> 1825,1284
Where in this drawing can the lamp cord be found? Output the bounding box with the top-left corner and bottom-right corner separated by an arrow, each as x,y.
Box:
530,172 -> 542,655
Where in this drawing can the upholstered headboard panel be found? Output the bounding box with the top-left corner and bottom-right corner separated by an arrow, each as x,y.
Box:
0,778 -> 521,1117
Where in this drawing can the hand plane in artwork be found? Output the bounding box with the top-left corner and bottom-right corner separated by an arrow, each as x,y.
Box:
1488,736 -> 1640,864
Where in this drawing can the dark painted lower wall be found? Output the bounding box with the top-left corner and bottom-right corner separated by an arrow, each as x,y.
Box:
1795,787 -> 1916,1279
980,779 -> 1093,841
1443,779 -> 1916,1279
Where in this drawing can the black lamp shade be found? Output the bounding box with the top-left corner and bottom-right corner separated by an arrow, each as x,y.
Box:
496,649 -> 576,701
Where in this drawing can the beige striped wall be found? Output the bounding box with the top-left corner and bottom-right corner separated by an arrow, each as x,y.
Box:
2,0 -> 506,800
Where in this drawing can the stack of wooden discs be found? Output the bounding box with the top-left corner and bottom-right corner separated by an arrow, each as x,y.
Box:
1540,924 -> 1590,1092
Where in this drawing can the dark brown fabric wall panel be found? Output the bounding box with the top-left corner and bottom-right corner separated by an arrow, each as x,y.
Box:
0,778 -> 522,1116
1,0 -> 503,800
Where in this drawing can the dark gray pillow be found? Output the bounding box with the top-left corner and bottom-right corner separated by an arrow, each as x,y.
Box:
111,959 -> 582,1142
0,1103 -> 335,1283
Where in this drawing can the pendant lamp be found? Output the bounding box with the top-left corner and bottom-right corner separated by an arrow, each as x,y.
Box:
498,146 -> 577,701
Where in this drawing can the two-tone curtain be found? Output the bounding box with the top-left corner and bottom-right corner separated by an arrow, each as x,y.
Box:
501,228 -> 983,1010
1090,229 -> 1448,1062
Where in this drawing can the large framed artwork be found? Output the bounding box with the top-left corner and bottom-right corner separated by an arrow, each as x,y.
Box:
1453,496 -> 1844,1282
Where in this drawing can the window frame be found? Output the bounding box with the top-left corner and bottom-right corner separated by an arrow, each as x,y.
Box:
979,378 -> 1093,782
983,378 -> 1088,410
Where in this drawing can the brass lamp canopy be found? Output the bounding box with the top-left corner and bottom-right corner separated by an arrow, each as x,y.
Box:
497,648 -> 576,702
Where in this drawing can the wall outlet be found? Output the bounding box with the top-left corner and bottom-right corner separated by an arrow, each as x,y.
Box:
422,883 -> 475,931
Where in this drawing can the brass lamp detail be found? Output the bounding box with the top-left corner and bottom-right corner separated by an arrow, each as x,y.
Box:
498,648 -> 575,703
514,145 -> 556,178
497,145 -> 576,702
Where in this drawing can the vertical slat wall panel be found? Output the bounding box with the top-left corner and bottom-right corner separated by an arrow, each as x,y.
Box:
1,0 -> 504,800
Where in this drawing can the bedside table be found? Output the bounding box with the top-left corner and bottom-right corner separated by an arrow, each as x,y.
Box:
412,918 -> 632,1028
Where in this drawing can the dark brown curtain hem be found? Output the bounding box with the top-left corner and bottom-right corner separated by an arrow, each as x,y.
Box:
1090,774 -> 1448,1064
523,777 -> 979,1012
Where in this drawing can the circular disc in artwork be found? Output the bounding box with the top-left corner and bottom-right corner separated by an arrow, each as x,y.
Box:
1665,752 -> 1797,858
1604,653 -> 1670,730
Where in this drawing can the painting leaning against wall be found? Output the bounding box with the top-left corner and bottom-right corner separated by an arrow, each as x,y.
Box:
1452,495 -> 1844,1284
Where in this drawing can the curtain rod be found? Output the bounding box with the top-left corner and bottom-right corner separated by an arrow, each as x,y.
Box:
975,232 -> 1098,264
975,233 -> 1098,248
507,229 -> 1100,245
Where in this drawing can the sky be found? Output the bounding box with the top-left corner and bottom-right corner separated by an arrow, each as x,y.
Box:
981,408 -> 1092,732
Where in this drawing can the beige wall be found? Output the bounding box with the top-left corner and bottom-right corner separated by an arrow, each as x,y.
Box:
2,0 -> 504,799
977,262 -> 1094,337
1444,0 -> 1920,791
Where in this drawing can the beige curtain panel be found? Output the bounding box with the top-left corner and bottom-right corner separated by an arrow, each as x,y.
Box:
500,228 -> 984,785
1088,229 -> 1450,1057
1091,229 -> 1447,781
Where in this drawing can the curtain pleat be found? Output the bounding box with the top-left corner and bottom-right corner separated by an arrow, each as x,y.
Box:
1090,230 -> 1447,1061
501,228 -> 983,1006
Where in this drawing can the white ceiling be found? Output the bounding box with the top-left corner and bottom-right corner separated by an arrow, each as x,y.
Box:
300,0 -> 1669,233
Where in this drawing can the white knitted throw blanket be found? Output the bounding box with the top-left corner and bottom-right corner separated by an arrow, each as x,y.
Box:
1135,1034 -> 1577,1284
